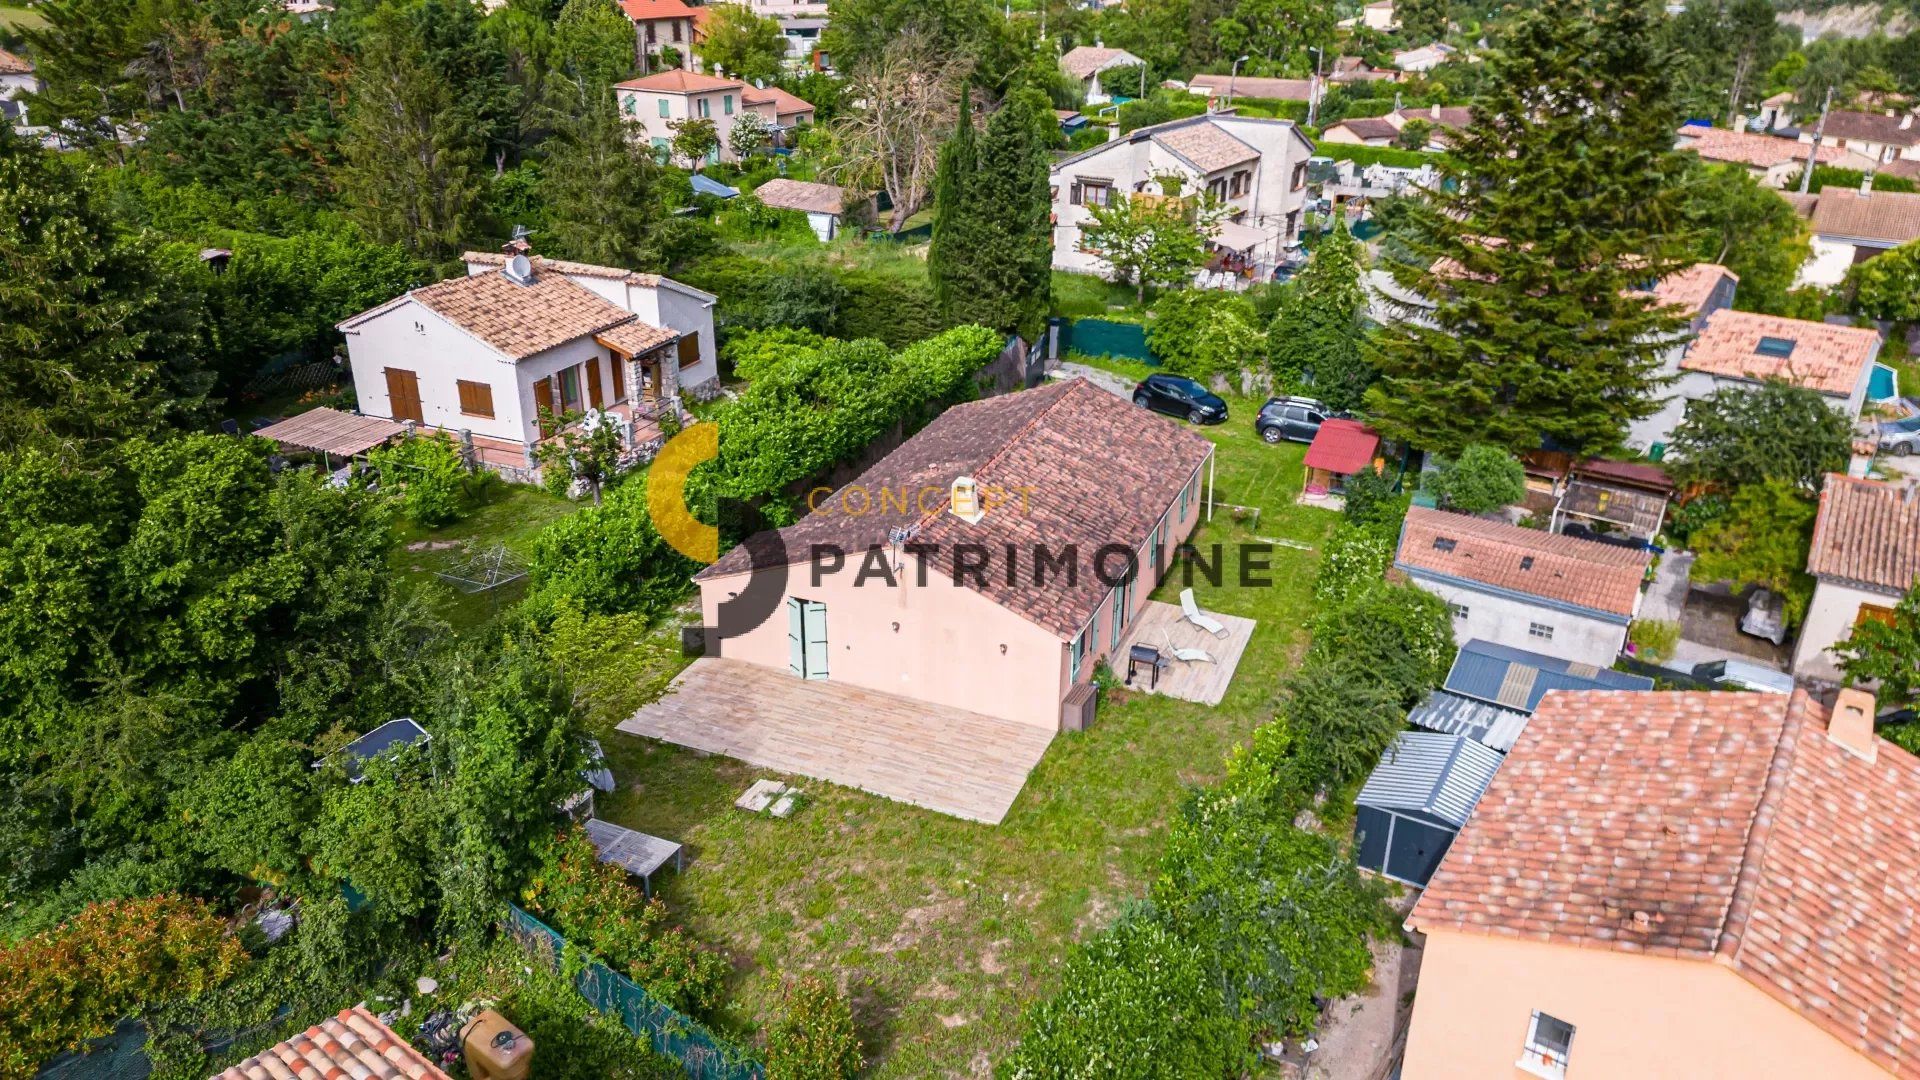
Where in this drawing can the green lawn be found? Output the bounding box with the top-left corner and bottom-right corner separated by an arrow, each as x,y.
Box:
388,478 -> 578,631
1050,271 -> 1142,318
592,394 -> 1340,1075
0,5 -> 47,31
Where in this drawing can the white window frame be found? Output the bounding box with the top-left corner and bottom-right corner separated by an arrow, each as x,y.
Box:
1069,627 -> 1088,683
1529,622 -> 1555,641
1516,1010 -> 1574,1079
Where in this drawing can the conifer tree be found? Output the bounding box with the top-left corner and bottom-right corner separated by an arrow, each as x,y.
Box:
1366,0 -> 1697,456
929,87 -> 1054,338
1270,220 -> 1370,412
540,76 -> 663,271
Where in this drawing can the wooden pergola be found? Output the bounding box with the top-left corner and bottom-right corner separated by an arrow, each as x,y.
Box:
254,407 -> 408,471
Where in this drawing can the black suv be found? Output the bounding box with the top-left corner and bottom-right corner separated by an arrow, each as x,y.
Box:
1254,396 -> 1332,444
1131,374 -> 1228,424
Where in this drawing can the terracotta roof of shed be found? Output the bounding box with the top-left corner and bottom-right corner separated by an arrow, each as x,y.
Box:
0,48 -> 33,75
1809,186 -> 1920,245
1411,690 -> 1920,1079
697,379 -> 1215,639
1675,124 -> 1849,168
1679,308 -> 1880,397
1187,73 -> 1315,101
1059,46 -> 1141,80
618,0 -> 698,20
1395,506 -> 1650,617
213,1006 -> 449,1080
1303,418 -> 1380,475
753,178 -> 847,214
1327,116 -> 1400,142
742,84 -> 814,116
1806,474 -> 1920,592
1153,121 -> 1259,173
1644,261 -> 1735,315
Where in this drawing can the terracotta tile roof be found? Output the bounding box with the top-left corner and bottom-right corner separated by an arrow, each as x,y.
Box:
1809,186 -> 1920,245
742,84 -> 814,117
1059,46 -> 1142,81
1395,105 -> 1472,129
1675,124 -> 1849,168
1303,418 -> 1380,475
698,379 -> 1216,639
1395,506 -> 1650,618
1643,261 -> 1735,315
1806,474 -> 1920,593
1187,74 -> 1314,101
1411,690 -> 1920,1079
596,320 -> 678,356
618,0 -> 698,20
1153,121 -> 1260,174
341,265 -> 637,361
1679,309 -> 1880,397
1883,158 -> 1920,180
213,1006 -> 450,1080
1816,109 -> 1920,149
1327,116 -> 1400,142
753,178 -> 848,215
0,48 -> 33,75
614,68 -> 741,93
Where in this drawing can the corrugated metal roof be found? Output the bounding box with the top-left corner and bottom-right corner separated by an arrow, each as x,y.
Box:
1356,731 -> 1504,829
1444,639 -> 1653,713
1407,690 -> 1531,751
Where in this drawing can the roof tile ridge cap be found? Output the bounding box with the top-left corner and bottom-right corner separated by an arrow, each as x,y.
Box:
1714,690 -> 1807,965
901,381 -> 1082,537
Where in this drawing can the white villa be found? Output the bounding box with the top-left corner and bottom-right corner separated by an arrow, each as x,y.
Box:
1048,114 -> 1315,281
336,244 -> 718,475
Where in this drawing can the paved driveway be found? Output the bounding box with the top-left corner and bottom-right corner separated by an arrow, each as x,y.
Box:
618,658 -> 1056,824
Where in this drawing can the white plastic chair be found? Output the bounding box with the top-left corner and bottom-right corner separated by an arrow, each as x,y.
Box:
1164,629 -> 1214,665
1180,588 -> 1228,638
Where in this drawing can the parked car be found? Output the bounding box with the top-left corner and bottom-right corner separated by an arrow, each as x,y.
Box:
1131,374 -> 1228,425
1255,396 -> 1333,444
1692,658 -> 1795,695
1879,415 -> 1920,456
1740,588 -> 1788,646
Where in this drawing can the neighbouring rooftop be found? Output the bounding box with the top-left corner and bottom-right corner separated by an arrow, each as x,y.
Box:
214,1006 -> 449,1080
1806,473 -> 1920,592
1443,638 -> 1653,713
1679,308 -> 1880,398
1395,507 -> 1652,618
1674,124 -> 1850,169
1410,689 -> 1920,1078
1058,45 -> 1141,81
1808,186 -> 1920,246
753,178 -> 850,215
1357,730 -> 1505,830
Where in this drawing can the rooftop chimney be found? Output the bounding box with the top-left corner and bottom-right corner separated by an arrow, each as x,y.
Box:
1829,687 -> 1879,764
1904,114 -> 1915,130
949,476 -> 985,524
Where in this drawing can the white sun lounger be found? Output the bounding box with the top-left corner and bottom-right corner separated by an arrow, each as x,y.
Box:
1180,588 -> 1228,637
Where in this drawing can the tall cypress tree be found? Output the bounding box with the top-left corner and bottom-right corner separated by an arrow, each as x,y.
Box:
1270,219 -> 1370,412
929,87 -> 1053,339
1366,0 -> 1697,456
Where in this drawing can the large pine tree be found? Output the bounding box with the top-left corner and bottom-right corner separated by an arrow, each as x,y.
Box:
927,87 -> 1053,338
1270,220 -> 1371,412
1367,0 -> 1698,456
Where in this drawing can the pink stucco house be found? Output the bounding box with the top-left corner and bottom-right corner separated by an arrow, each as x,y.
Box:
693,378 -> 1217,732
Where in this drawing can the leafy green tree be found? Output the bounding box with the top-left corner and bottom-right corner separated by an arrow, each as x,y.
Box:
929,87 -> 1054,337
1849,240 -> 1920,322
20,0 -> 152,158
1269,220 -> 1370,411
823,0 -> 1018,91
765,975 -> 865,1080
1394,117 -> 1435,151
1149,290 -> 1265,380
533,408 -> 628,503
1835,581 -> 1920,708
339,3 -> 489,259
540,76 -> 665,269
0,126 -> 210,454
698,2 -> 789,83
669,116 -> 721,167
1340,468 -> 1408,533
551,0 -> 635,86
1665,381 -> 1852,492
1367,0 -> 1697,456
1681,162 -> 1809,315
1085,183 -> 1226,303
1397,0 -> 1450,43
1280,656 -> 1413,788
1307,582 -> 1456,705
1426,445 -> 1527,514
370,432 -> 470,526
1211,0 -> 1334,66
1688,478 -> 1817,622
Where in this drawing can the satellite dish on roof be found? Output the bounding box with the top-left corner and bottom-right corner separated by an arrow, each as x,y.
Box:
503,253 -> 536,286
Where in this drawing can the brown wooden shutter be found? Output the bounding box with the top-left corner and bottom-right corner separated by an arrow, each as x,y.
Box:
586,360 -> 604,409
677,332 -> 700,370
533,378 -> 555,437
384,368 -> 423,423
456,380 -> 494,418
610,355 -> 627,401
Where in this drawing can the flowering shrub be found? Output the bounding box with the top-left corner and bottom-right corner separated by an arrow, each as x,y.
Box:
1313,523 -> 1396,609
521,829 -> 729,1016
764,975 -> 863,1080
0,895 -> 246,1078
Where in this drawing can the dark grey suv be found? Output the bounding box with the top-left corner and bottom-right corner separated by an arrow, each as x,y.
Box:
1255,396 -> 1333,444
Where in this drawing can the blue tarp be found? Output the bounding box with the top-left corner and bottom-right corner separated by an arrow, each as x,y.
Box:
690,173 -> 739,198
